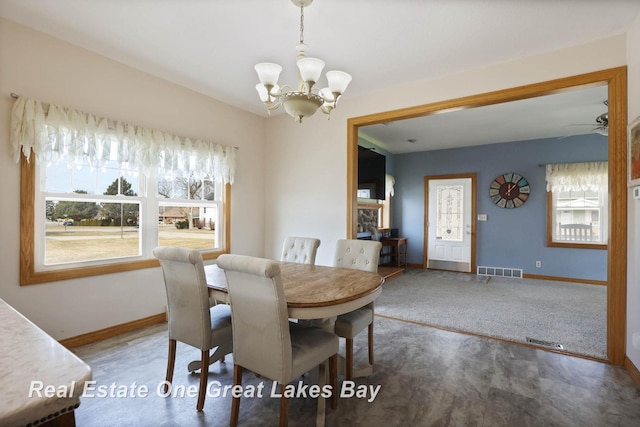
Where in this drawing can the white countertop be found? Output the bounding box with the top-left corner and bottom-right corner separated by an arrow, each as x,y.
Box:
0,298 -> 92,426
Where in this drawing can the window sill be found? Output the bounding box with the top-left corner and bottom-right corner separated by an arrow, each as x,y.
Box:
20,250 -> 227,286
546,241 -> 608,250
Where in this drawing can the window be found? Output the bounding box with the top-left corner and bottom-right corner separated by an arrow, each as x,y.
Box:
546,162 -> 608,249
12,96 -> 235,285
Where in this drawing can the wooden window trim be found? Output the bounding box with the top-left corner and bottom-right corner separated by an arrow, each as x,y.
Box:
19,153 -> 231,285
545,191 -> 607,250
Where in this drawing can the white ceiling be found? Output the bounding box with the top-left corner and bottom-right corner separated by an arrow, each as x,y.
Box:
1,0 -> 638,151
359,85 -> 609,154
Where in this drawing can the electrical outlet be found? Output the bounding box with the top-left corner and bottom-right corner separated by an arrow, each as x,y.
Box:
535,261 -> 541,268
633,333 -> 640,350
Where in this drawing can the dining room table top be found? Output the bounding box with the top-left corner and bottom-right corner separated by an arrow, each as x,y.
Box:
205,261 -> 384,309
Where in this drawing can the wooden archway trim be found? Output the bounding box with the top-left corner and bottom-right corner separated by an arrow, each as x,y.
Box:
347,67 -> 627,365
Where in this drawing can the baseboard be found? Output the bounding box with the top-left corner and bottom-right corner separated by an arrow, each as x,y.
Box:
378,266 -> 404,281
523,273 -> 606,286
59,312 -> 167,349
625,356 -> 640,388
406,266 -> 605,286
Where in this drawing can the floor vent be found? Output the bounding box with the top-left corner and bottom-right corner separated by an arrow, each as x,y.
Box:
477,266 -> 523,278
526,337 -> 564,349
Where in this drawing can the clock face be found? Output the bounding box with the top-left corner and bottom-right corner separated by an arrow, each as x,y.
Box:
489,173 -> 530,208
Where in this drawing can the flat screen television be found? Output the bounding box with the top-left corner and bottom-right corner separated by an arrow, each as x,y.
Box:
358,146 -> 386,200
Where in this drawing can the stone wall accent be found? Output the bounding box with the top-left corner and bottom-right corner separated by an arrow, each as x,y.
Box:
358,208 -> 378,235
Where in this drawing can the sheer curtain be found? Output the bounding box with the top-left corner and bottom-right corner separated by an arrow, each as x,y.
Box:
10,96 -> 236,184
545,161 -> 608,192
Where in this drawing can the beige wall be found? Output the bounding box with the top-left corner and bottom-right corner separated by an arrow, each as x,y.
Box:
626,13 -> 640,368
0,18 -> 266,339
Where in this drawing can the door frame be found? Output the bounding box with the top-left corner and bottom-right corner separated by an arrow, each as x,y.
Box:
346,67 -> 627,365
423,173 -> 477,272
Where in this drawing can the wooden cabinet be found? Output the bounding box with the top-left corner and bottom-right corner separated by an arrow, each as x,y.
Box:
380,237 -> 408,268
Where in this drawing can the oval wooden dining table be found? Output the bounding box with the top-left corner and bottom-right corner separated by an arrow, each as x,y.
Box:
205,262 -> 384,320
203,262 -> 384,375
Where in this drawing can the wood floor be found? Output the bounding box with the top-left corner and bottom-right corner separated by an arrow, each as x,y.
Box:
71,315 -> 640,426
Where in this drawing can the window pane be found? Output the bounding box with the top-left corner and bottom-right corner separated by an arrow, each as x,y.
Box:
157,174 -> 215,200
45,163 -> 98,194
435,184 -> 463,242
158,204 -> 218,250
98,163 -> 139,197
553,190 -> 603,243
45,155 -> 138,196
45,199 -> 141,265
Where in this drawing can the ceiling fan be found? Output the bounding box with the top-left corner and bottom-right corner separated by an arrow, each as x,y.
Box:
568,100 -> 608,136
591,110 -> 608,136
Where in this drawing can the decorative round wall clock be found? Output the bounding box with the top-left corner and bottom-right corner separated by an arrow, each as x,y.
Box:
489,173 -> 530,209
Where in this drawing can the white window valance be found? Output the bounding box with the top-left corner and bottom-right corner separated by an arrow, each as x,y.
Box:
10,96 -> 236,184
545,161 -> 607,193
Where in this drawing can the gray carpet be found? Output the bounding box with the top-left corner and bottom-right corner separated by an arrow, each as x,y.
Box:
375,269 -> 607,360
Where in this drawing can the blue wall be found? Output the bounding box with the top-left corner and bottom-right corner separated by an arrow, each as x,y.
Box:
391,134 -> 608,281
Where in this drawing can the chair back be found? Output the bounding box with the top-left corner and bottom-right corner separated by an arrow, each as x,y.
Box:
153,247 -> 212,350
334,239 -> 382,273
280,236 -> 320,265
217,254 -> 292,382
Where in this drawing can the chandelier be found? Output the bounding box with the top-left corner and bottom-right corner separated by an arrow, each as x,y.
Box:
254,0 -> 352,123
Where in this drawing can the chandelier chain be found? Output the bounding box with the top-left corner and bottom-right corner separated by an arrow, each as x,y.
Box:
299,4 -> 305,45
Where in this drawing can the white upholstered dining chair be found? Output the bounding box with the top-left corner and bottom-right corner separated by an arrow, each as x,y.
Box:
280,236 -> 321,265
217,254 -> 338,427
153,247 -> 233,412
333,239 -> 382,380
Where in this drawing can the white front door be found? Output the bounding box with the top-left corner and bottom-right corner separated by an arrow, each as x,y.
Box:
425,176 -> 474,272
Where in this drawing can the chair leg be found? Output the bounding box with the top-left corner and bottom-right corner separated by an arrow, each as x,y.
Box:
279,384 -> 289,427
345,338 -> 354,380
368,322 -> 374,365
196,350 -> 209,412
164,339 -> 176,393
329,355 -> 338,410
230,365 -> 242,427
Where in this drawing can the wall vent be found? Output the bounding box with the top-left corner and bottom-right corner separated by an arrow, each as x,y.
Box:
526,337 -> 563,349
477,266 -> 523,279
